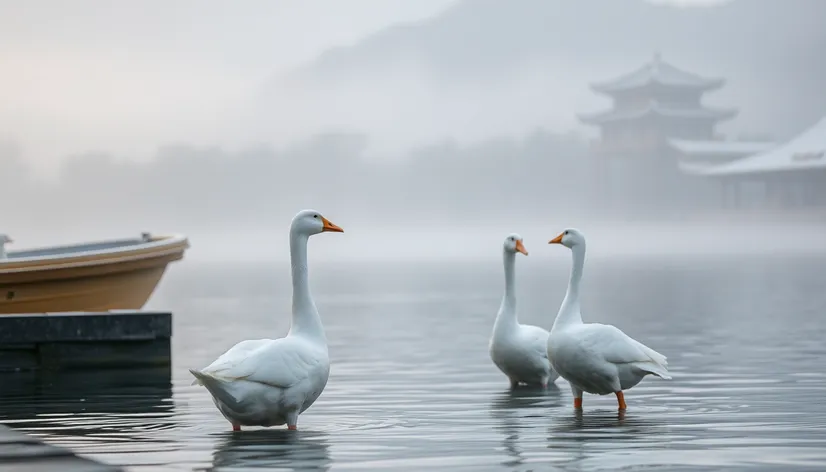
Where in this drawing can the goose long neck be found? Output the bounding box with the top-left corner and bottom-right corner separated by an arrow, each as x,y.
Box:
494,250 -> 518,333
287,230 -> 325,341
0,244 -> 5,259
554,244 -> 585,329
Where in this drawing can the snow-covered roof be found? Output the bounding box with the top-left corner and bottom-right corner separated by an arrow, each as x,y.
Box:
668,139 -> 776,156
579,101 -> 736,125
685,116 -> 826,176
591,54 -> 724,94
678,161 -> 728,175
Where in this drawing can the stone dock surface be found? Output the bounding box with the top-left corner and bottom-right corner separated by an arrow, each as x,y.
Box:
0,424 -> 122,471
0,310 -> 172,372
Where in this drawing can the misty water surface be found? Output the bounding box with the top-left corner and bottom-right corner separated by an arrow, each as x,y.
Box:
1,253 -> 825,471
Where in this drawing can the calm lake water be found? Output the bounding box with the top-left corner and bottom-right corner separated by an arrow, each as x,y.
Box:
2,253 -> 826,471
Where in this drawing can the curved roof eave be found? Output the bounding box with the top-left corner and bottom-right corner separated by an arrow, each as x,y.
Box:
578,106 -> 738,125
591,77 -> 725,95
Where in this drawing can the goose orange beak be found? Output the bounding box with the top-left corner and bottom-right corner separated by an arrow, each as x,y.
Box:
515,240 -> 528,256
320,216 -> 344,233
549,233 -> 564,244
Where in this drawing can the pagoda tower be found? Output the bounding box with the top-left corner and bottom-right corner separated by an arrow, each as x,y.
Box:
577,53 -> 738,216
579,53 -> 737,156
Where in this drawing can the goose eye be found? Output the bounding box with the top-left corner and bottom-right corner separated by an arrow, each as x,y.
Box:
313,215 -> 319,219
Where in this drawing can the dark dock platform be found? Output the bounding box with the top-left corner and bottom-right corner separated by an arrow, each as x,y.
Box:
0,424 -> 122,471
0,311 -> 171,372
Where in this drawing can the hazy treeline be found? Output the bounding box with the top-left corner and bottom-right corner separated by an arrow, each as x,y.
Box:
1,131 -> 605,231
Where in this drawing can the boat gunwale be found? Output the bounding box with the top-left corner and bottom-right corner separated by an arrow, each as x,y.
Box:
0,247 -> 186,275
0,234 -> 189,271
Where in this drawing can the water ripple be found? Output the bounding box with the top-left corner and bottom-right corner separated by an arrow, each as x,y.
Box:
2,256 -> 826,471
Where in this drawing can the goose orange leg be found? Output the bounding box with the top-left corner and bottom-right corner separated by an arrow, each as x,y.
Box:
572,386 -> 583,409
615,391 -> 627,411
286,410 -> 299,431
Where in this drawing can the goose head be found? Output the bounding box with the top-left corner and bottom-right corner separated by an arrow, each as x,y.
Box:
0,234 -> 13,245
503,233 -> 528,256
290,209 -> 344,236
549,228 -> 585,249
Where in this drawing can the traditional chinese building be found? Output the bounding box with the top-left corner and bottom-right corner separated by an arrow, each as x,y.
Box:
682,116 -> 826,209
578,53 -> 749,214
580,53 -> 737,155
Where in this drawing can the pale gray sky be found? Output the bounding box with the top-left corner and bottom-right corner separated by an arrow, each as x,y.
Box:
0,0 -> 729,175
0,0 -> 455,172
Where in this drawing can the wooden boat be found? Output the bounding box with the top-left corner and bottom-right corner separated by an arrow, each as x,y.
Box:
0,233 -> 188,315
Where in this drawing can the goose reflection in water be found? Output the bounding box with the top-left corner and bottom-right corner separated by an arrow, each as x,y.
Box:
547,409 -> 668,470
490,384 -> 563,412
489,385 -> 562,468
549,408 -> 662,437
208,429 -> 331,471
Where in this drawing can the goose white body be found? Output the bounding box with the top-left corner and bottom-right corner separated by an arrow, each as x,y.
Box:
546,228 -> 670,409
190,335 -> 330,428
190,210 -> 342,430
489,234 -> 559,388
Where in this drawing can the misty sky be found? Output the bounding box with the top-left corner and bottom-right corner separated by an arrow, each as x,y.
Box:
1,0 -> 727,175
0,0 -> 456,171
3,0 -> 826,264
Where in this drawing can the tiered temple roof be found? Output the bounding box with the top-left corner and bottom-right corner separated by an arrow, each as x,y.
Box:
579,53 -> 737,136
578,101 -> 736,125
590,53 -> 724,95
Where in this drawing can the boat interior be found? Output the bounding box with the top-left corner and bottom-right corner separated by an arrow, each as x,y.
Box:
2,234 -> 183,262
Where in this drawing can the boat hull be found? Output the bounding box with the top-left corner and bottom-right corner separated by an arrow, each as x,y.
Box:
0,235 -> 187,315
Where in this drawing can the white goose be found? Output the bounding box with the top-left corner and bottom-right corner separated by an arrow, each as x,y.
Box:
547,228 -> 670,411
190,209 -> 343,431
489,234 -> 559,388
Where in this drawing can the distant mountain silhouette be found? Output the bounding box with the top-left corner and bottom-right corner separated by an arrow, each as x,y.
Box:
264,0 -> 825,141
